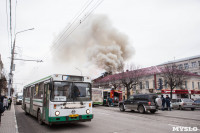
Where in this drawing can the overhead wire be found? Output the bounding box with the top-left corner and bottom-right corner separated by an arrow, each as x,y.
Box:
29,0 -> 104,75
14,0 -> 18,36
50,0 -> 104,56
9,0 -> 13,48
38,0 -> 97,63
51,0 -> 94,50
26,0 -> 96,75
6,0 -> 11,51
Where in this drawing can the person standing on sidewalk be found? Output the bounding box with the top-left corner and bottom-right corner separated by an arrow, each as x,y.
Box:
8,97 -> 12,110
161,95 -> 166,111
0,101 -> 5,125
3,96 -> 8,110
165,95 -> 171,111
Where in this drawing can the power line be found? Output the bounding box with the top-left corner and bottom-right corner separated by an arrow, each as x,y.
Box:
28,0 -> 104,75
14,0 -> 18,35
50,0 -> 104,56
51,0 -> 94,50
6,0 -> 11,51
9,0 -> 13,48
37,0 -> 97,64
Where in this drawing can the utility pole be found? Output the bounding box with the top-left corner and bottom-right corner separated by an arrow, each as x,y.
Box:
8,28 -> 34,96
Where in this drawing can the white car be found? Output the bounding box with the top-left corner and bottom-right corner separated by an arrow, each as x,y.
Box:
171,98 -> 195,111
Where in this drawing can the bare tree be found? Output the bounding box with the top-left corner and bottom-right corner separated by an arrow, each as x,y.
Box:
119,65 -> 143,99
161,64 -> 188,99
0,76 -> 7,96
109,76 -> 121,90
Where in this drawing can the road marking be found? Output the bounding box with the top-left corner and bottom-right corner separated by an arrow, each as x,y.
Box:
13,104 -> 19,133
96,112 -> 110,115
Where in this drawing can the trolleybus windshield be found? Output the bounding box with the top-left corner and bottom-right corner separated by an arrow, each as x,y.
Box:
51,82 -> 91,102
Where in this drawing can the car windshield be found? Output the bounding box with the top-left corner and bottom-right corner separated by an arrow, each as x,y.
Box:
51,82 -> 91,102
18,96 -> 23,99
194,99 -> 200,103
182,99 -> 193,102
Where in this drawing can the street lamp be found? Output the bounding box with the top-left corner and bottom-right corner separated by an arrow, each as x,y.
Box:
8,28 -> 34,96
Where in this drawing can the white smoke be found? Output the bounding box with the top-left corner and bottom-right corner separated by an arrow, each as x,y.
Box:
52,14 -> 134,75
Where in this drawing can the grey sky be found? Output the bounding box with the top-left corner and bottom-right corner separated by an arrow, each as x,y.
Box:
0,0 -> 200,91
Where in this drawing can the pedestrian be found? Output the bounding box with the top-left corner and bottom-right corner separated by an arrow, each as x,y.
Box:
0,95 -> 4,103
161,95 -> 166,111
108,97 -> 113,107
8,97 -> 12,110
165,95 -> 171,111
0,101 -> 5,125
3,96 -> 8,110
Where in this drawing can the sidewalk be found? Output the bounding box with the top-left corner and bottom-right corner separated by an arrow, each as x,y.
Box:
0,103 -> 18,133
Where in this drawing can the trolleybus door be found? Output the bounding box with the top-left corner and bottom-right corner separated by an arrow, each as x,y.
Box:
42,84 -> 49,122
30,86 -> 34,115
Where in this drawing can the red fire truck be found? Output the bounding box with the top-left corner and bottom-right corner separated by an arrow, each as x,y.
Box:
103,89 -> 123,106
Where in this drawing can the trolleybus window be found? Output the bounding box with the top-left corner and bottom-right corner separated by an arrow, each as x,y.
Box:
51,82 -> 91,102
73,83 -> 91,101
51,82 -> 72,101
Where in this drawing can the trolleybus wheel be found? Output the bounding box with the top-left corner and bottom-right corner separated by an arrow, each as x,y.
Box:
24,105 -> 28,115
37,110 -> 43,125
119,104 -> 125,112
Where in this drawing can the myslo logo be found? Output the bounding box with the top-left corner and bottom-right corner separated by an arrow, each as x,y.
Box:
169,124 -> 199,132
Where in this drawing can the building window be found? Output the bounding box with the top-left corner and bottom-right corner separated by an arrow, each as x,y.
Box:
178,64 -> 183,70
153,80 -> 155,89
191,62 -> 197,68
198,82 -> 200,90
184,63 -> 189,69
140,82 -> 143,89
146,81 -> 149,89
185,81 -> 187,89
164,80 -> 168,89
158,78 -> 163,90
198,61 -> 200,67
192,82 -> 194,89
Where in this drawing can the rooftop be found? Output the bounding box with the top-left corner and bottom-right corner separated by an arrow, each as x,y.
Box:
158,55 -> 200,66
93,66 -> 200,84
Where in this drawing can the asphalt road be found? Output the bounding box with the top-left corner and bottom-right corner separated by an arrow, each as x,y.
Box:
15,105 -> 200,133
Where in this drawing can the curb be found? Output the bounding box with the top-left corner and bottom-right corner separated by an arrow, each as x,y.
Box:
13,104 -> 19,133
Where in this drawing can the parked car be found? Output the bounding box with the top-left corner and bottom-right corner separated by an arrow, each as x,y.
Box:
14,92 -> 23,105
119,94 -> 158,114
171,98 -> 195,111
194,99 -> 200,108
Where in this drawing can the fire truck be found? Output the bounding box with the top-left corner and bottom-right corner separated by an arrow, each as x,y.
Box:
103,89 -> 123,106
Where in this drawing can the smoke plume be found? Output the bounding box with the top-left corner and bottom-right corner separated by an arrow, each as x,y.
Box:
52,14 -> 134,74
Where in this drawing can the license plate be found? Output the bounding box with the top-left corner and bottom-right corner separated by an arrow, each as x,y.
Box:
69,114 -> 79,117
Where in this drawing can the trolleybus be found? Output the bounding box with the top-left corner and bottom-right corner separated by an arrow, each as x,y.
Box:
22,74 -> 93,125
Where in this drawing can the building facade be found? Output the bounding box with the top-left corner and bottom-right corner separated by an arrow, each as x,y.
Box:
158,55 -> 200,75
0,54 -> 3,79
93,66 -> 200,100
0,54 -> 7,96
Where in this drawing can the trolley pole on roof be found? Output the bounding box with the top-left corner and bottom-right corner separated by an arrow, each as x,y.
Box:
75,67 -> 82,76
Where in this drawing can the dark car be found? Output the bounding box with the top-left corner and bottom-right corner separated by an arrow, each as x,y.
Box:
119,94 -> 158,114
194,99 -> 200,108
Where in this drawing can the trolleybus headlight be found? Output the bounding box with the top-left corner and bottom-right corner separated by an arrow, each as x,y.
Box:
86,109 -> 90,114
55,111 -> 60,116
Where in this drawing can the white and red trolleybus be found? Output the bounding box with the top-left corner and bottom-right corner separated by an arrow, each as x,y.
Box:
22,74 -> 93,125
